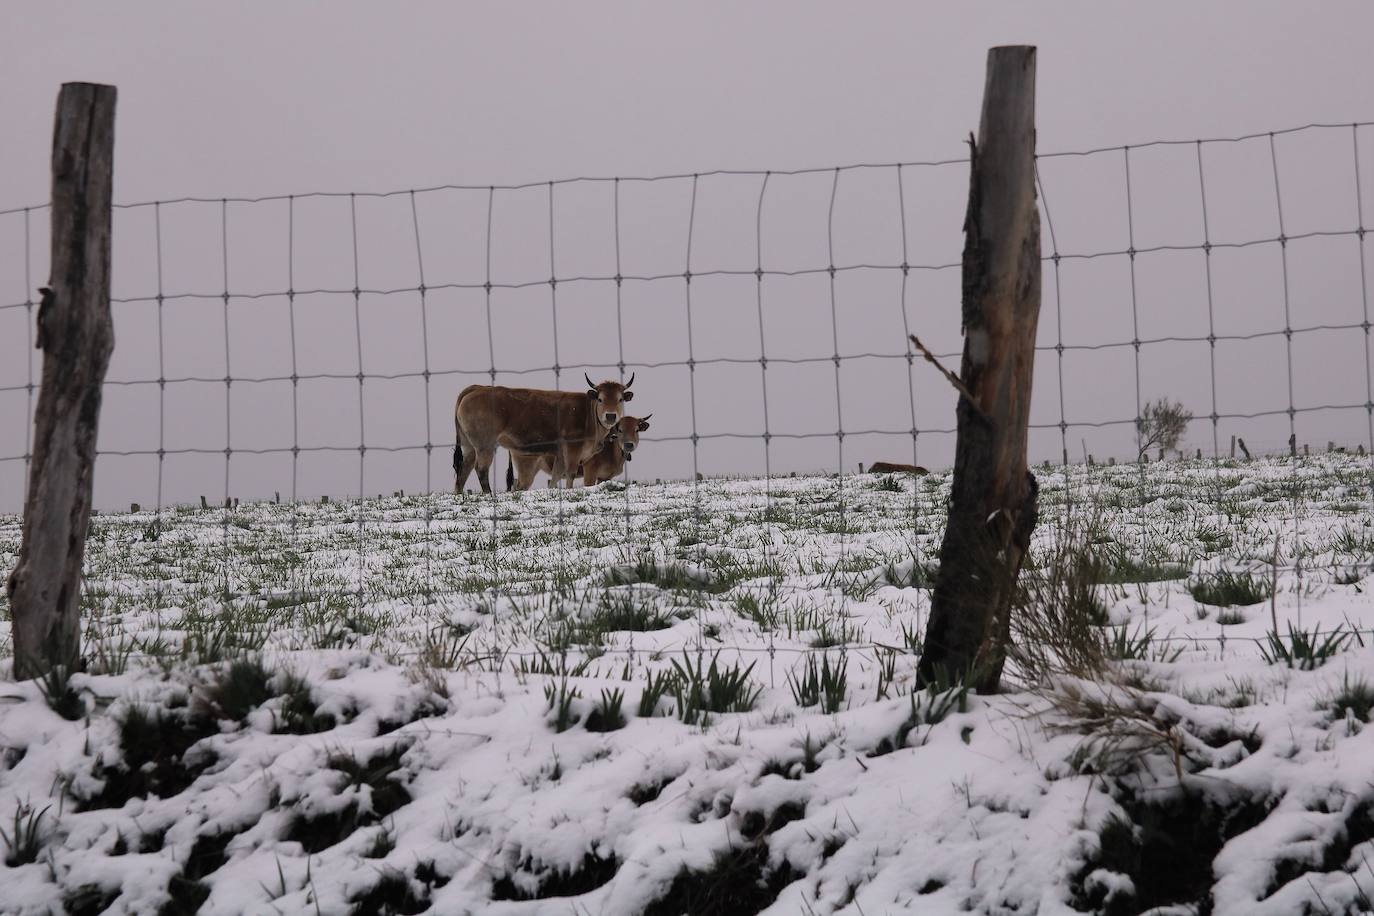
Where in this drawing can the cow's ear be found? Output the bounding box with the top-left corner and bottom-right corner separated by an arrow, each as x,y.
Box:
587,389 -> 599,399
637,420 -> 651,431
622,390 -> 634,401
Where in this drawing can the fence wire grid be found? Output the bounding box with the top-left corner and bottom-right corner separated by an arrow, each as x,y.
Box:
1,119 -> 1373,669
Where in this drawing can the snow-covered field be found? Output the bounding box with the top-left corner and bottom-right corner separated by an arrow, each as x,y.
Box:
2,455 -> 1374,915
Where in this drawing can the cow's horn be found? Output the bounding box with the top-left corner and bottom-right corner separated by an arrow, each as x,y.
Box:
624,371 -> 635,389
639,413 -> 652,422
584,372 -> 597,390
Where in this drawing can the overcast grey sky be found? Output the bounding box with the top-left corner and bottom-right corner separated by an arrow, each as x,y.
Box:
2,2 -> 1373,511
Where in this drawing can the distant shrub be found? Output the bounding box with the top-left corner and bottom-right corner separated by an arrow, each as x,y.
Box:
1137,398 -> 1194,458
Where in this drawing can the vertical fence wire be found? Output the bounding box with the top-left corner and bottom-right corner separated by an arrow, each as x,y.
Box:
482,186 -> 500,622
753,171 -> 778,660
824,167 -> 849,608
287,196 -> 301,596
408,190 -> 435,605
1123,148 -> 1147,468
1195,142 -> 1224,499
1269,133 -> 1305,627
1034,163 -> 1072,526
1354,125 -> 1373,515
683,174 -> 703,651
484,188 -> 498,390
894,163 -> 924,618
354,193 -> 370,609
754,172 -> 773,511
613,178 -> 632,542
220,199 -> 233,600
548,180 -> 566,617
153,204 -> 167,535
22,210 -> 33,491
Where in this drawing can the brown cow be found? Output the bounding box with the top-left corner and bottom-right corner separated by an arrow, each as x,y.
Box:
506,415 -> 651,490
454,373 -> 634,493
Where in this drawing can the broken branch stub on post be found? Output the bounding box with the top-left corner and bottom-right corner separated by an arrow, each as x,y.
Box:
6,83 -> 117,680
916,46 -> 1041,694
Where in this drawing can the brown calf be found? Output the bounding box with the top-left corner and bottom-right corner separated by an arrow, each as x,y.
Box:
506,415 -> 651,489
454,373 -> 634,493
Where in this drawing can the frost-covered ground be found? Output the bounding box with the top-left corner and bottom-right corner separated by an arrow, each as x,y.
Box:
2,456 -> 1374,915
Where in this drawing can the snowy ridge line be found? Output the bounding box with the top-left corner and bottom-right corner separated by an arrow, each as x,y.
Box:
0,118 -> 1368,216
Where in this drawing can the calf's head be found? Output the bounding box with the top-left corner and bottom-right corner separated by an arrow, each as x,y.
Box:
585,372 -> 635,429
608,414 -> 651,460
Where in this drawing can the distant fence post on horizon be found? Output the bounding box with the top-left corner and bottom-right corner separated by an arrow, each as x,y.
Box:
6,82 -> 117,681
917,46 -> 1042,694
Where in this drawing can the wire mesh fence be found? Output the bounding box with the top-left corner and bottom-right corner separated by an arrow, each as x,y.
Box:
1,119 -> 1372,668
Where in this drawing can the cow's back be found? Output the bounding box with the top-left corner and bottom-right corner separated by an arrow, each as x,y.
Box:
457,385 -> 592,450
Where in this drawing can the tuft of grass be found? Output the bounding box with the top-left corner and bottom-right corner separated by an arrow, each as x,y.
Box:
643,843 -> 797,916
346,869 -> 430,915
197,657 -> 275,723
637,670 -> 675,718
809,620 -> 861,649
162,829 -> 238,915
590,593 -> 676,633
1260,623 -> 1354,670
284,745 -> 412,855
543,678 -> 581,733
490,851 -> 620,903
1189,571 -> 1272,607
605,557 -> 718,592
874,676 -> 971,756
35,665 -> 85,721
514,649 -> 591,680
875,647 -> 899,701
80,703 -> 218,811
1009,519 -> 1116,684
585,688 -> 627,733
362,823 -> 396,859
1097,557 -> 1190,585
275,672 -> 336,735
669,651 -> 762,726
1333,565 -> 1367,586
1107,624 -> 1183,664
1325,671 -> 1374,723
1,801 -> 51,867
734,590 -> 778,631
786,652 -> 847,714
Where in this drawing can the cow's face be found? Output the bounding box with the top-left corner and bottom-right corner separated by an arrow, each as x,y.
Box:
612,414 -> 651,461
585,373 -> 635,429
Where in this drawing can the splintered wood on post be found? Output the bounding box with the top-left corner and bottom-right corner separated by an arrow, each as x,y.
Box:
915,46 -> 1041,694
5,83 -> 117,680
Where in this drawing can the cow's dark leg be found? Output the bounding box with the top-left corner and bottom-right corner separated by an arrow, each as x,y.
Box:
471,444 -> 496,494
522,456 -> 544,491
455,430 -> 479,494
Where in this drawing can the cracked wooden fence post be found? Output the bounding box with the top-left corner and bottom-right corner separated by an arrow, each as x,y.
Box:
915,47 -> 1041,694
6,83 -> 117,680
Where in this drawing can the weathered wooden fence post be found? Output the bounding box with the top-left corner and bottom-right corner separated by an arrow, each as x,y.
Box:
5,83 -> 117,680
916,47 -> 1040,694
